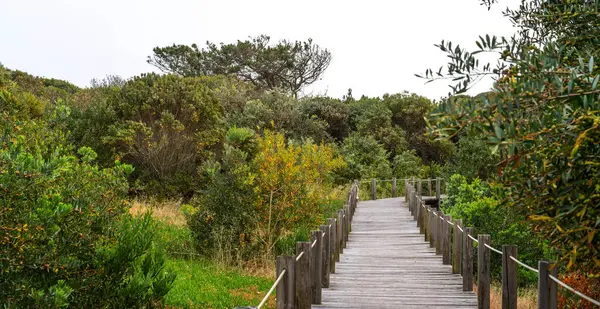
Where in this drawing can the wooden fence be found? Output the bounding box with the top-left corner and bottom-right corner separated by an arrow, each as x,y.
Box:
404,179 -> 600,309
250,181 -> 359,309
244,178 -> 599,309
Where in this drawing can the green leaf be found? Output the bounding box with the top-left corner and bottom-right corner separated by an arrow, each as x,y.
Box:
592,75 -> 599,90
589,56 -> 594,74
568,77 -> 575,93
494,125 -> 503,140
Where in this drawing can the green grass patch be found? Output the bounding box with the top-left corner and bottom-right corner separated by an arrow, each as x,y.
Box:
164,258 -> 275,309
154,221 -> 197,257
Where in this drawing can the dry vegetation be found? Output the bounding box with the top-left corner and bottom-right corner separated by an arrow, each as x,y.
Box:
130,199 -> 187,226
475,284 -> 537,309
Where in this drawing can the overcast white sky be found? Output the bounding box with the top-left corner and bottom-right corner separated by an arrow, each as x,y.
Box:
0,0 -> 520,101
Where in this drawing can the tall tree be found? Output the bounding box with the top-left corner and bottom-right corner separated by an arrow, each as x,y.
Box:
420,0 -> 600,273
148,35 -> 331,97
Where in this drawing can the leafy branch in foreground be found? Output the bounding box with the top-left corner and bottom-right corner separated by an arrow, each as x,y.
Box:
421,0 -> 600,274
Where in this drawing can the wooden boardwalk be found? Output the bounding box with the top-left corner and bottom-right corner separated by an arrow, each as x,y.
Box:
313,197 -> 477,309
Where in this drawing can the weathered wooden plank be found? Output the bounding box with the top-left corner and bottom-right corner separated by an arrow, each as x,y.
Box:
442,215 -> 451,265
327,218 -> 337,273
276,255 -> 295,309
296,242 -> 311,309
320,224 -> 331,288
313,197 -> 476,308
538,261 -> 549,309
478,234 -> 491,309
453,219 -> 462,274
501,245 -> 517,309
463,227 -> 474,292
311,230 -> 323,304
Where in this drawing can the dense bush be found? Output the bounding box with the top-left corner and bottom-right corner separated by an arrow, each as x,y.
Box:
188,128 -> 258,262
441,174 -> 550,285
188,129 -> 344,260
0,104 -> 174,307
444,135 -> 497,181
339,133 -> 391,181
101,73 -> 225,197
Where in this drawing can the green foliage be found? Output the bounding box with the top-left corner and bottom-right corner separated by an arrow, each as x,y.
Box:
392,150 -> 426,179
339,133 -> 391,181
103,73 -> 225,197
230,90 -> 329,142
148,35 -> 331,97
0,101 -> 173,307
423,0 -> 600,272
442,174 -> 549,285
299,97 -> 350,142
188,143 -> 257,261
445,134 -> 498,180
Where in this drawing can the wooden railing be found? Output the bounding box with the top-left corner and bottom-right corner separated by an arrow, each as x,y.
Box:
248,181 -> 359,309
405,179 -> 600,309
241,178 -> 599,309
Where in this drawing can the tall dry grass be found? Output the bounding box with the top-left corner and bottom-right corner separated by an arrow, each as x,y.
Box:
130,199 -> 187,226
475,283 -> 537,309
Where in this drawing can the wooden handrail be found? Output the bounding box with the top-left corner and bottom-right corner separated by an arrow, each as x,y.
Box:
403,178 -> 600,309
245,178 -> 598,309
248,182 -> 359,309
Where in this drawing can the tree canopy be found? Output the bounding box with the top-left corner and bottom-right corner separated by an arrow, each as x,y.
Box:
148,35 -> 331,97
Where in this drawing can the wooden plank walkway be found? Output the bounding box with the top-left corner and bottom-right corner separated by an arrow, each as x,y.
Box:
313,197 -> 477,309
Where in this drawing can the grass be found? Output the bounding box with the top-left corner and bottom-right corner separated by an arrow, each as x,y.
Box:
164,258 -> 275,309
130,198 -> 187,226
131,199 -> 278,309
475,283 -> 538,309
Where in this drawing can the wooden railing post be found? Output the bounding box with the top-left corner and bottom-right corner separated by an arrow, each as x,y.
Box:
429,207 -> 435,248
417,179 -> 422,197
310,231 -> 323,304
538,261 -> 548,309
502,245 -> 517,309
405,180 -> 409,201
538,261 -> 557,309
276,255 -> 295,309
296,242 -> 311,309
442,215 -> 452,265
428,178 -> 432,196
327,218 -> 337,273
452,219 -> 462,274
336,211 -> 343,256
463,227 -> 474,292
419,201 -> 425,234
320,225 -> 331,288
436,178 -> 441,204
425,205 -> 431,242
344,206 -> 350,242
392,178 -> 397,197
341,207 -> 346,248
478,234 -> 491,309
415,195 -> 421,227
408,191 -> 413,215
435,212 -> 443,255
371,178 -> 376,200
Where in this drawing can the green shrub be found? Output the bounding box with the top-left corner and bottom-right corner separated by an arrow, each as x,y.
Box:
0,102 -> 174,308
339,133 -> 391,181
442,174 -> 550,285
392,150 -> 426,179
188,144 -> 258,261
100,73 -> 225,198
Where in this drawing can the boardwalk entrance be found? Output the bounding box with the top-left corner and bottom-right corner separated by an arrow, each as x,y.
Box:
314,197 -> 476,309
